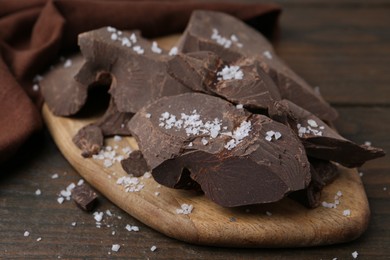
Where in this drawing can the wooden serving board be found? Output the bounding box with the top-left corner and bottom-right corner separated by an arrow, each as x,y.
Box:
41,35 -> 370,247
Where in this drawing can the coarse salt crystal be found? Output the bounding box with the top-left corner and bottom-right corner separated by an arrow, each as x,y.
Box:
217,65 -> 244,81
151,41 -> 162,54
150,246 -> 157,252
103,159 -> 113,168
169,46 -> 178,56
130,33 -> 137,43
51,173 -> 59,179
155,192 -> 160,196
71,222 -> 77,227
336,191 -> 343,197
32,84 -> 39,92
263,51 -> 272,59
143,172 -> 152,178
111,33 -> 118,41
113,135 -> 122,142
307,119 -> 318,128
93,211 -> 104,222
176,204 -> 193,215
133,45 -> 144,55
265,135 -> 272,142
352,251 -> 358,259
145,113 -> 152,118
106,210 -> 113,216
274,132 -> 282,140
63,59 -> 72,68
57,197 -> 65,204
188,142 -> 193,147
343,209 -> 351,216
77,179 -> 84,186
107,26 -> 116,32
201,137 -> 208,145
364,141 -> 372,146
36,237 -> 42,242
111,244 -> 121,252
236,104 -> 244,109
24,231 -> 30,237
35,189 -> 41,195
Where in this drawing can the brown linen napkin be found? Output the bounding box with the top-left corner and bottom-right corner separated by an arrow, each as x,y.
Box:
0,0 -> 281,164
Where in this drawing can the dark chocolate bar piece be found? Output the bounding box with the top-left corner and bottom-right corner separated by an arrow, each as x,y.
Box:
76,27 -> 191,114
178,10 -> 338,122
168,51 -> 281,110
40,54 -> 88,116
269,99 -> 385,167
71,184 -> 98,211
129,93 -> 310,207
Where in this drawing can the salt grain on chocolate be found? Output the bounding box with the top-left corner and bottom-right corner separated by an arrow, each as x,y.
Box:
176,204 -> 193,215
111,244 -> 121,252
169,46 -> 178,56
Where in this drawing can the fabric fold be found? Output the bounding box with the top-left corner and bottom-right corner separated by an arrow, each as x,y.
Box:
0,0 -> 281,164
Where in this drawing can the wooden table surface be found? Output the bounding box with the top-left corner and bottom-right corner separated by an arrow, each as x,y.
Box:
1,0 -> 389,259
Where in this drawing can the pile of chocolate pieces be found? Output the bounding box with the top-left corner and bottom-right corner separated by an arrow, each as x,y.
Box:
41,10 -> 384,208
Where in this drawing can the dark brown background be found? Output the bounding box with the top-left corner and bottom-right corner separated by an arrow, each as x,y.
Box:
1,0 -> 389,258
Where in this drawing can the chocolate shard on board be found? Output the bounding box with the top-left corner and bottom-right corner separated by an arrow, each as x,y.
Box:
71,184 -> 98,211
128,93 -> 310,207
269,99 -> 386,167
168,51 -> 281,110
178,10 -> 338,122
290,158 -> 339,208
76,27 -> 190,114
40,54 -> 88,116
121,150 -> 150,177
73,124 -> 103,158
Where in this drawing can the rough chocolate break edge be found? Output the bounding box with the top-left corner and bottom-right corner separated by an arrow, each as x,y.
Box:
76,27 -> 190,114
128,93 -> 311,207
177,10 -> 338,122
167,51 -> 282,110
269,99 -> 385,167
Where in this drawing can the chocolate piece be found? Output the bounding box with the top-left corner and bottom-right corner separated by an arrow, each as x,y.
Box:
72,98 -> 133,157
97,98 -> 133,136
178,10 -> 338,122
167,51 -> 222,94
121,150 -> 150,177
40,54 -> 88,116
71,184 -> 98,211
168,51 -> 281,110
290,158 -> 339,208
73,124 -> 103,158
269,99 -> 385,167
129,93 -> 310,207
77,27 -> 191,114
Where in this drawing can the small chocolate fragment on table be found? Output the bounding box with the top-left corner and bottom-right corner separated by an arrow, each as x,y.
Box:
71,184 -> 98,211
121,150 -> 150,177
178,10 -> 338,122
128,93 -> 311,207
269,99 -> 385,167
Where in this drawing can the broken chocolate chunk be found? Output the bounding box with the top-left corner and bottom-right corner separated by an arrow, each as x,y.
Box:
290,158 -> 339,208
168,51 -> 281,110
121,150 -> 150,177
129,93 -> 311,207
73,124 -> 103,158
178,10 -> 338,122
40,54 -> 88,116
77,27 -> 191,114
269,99 -> 385,167
72,184 -> 98,211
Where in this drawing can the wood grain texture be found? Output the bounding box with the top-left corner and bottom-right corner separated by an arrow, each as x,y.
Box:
1,0 -> 390,258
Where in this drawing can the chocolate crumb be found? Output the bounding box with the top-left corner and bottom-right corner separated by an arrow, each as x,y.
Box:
71,184 -> 98,211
